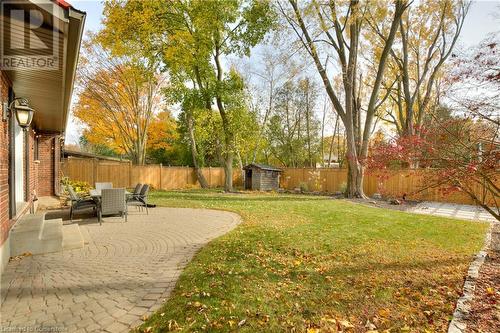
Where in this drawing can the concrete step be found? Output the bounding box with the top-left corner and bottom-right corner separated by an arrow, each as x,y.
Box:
62,224 -> 84,250
39,218 -> 63,240
10,213 -> 45,233
10,214 -> 47,256
10,211 -> 85,257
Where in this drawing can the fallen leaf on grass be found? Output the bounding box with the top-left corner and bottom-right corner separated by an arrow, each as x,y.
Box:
377,309 -> 390,318
339,319 -> 354,328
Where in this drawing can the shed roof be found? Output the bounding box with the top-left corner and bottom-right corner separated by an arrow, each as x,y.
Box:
243,163 -> 282,172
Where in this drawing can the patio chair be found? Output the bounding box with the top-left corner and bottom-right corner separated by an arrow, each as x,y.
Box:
95,182 -> 113,191
99,188 -> 127,224
127,184 -> 150,215
67,186 -> 98,222
131,183 -> 143,200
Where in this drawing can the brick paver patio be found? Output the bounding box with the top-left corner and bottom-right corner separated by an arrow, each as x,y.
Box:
410,201 -> 497,223
0,207 -> 240,333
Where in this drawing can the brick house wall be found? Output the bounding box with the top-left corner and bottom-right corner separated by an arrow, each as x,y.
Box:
0,70 -> 10,253
0,69 -> 62,271
38,134 -> 60,196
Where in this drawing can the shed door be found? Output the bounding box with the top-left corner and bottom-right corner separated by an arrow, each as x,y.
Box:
245,170 -> 252,190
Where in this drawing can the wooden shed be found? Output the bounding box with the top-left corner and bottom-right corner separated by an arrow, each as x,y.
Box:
243,163 -> 282,191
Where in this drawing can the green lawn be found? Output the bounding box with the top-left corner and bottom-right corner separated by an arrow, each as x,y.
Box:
136,190 -> 488,332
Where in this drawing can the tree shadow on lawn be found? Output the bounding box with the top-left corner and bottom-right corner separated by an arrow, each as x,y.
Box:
151,191 -> 332,203
325,256 -> 471,276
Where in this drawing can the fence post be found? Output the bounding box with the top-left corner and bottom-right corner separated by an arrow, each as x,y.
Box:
208,167 -> 211,187
128,161 -> 132,187
92,158 -> 98,185
159,163 -> 162,189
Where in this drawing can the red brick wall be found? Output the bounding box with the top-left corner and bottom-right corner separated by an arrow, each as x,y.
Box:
38,133 -> 60,196
0,71 -> 10,247
27,128 -> 38,201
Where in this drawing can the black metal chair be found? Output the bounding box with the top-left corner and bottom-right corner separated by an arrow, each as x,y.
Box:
127,184 -> 150,214
67,186 -> 98,222
131,183 -> 143,200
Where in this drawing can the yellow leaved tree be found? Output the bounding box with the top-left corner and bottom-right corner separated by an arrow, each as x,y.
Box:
74,38 -> 167,165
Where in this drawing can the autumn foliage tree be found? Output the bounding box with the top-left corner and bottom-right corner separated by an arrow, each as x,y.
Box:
74,39 -> 166,165
98,0 -> 275,191
379,0 -> 469,136
146,111 -> 181,164
368,33 -> 500,220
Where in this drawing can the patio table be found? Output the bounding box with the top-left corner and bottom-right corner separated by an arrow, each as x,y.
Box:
89,189 -> 132,198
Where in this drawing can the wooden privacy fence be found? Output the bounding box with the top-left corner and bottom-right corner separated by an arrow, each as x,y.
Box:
62,158 -> 495,206
281,168 -> 497,206
61,158 -> 242,189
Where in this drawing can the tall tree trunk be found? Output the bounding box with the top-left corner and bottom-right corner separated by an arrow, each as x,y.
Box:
252,80 -> 274,163
223,152 -> 233,192
187,112 -> 209,188
328,113 -> 339,167
237,150 -> 244,186
286,0 -> 407,198
214,42 -> 234,192
345,123 -> 365,197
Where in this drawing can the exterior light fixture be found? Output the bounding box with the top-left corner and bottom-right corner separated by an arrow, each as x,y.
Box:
2,98 -> 35,130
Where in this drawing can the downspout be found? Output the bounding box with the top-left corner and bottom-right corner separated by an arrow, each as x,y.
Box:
54,136 -> 61,196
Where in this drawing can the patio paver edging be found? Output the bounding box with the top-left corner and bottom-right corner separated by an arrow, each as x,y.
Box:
448,222 -> 494,333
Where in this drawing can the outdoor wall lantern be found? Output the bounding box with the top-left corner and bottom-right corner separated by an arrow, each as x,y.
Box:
2,97 -> 35,130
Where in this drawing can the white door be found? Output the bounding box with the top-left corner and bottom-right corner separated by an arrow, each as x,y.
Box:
14,120 -> 24,204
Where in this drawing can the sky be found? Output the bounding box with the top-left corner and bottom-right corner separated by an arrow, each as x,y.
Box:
65,0 -> 500,145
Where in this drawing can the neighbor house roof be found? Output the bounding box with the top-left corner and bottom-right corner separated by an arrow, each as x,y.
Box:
1,0 -> 86,133
243,163 -> 282,172
63,149 -> 129,162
